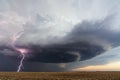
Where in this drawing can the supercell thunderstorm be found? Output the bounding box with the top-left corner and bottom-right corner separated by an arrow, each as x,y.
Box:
3,15 -> 120,72
0,0 -> 120,72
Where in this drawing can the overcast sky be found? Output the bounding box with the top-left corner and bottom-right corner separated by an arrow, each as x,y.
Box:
0,0 -> 120,72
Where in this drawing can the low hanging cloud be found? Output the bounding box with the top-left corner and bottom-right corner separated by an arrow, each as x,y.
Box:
1,14 -> 120,63
0,0 -> 120,64
17,15 -> 120,63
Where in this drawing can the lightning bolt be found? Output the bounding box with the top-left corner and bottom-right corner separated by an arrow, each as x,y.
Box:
16,48 -> 27,72
11,31 -> 28,72
17,52 -> 25,72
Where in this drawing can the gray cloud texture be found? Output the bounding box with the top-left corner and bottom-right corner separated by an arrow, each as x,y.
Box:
0,0 -> 120,71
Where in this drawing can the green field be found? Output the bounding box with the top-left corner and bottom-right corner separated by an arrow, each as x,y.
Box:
0,72 -> 120,80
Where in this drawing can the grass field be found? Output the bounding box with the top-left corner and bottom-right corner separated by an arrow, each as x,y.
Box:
0,72 -> 120,80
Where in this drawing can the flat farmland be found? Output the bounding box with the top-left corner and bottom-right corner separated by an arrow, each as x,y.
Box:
0,72 -> 120,80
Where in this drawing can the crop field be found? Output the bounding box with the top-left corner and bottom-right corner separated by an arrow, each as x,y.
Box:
0,72 -> 120,80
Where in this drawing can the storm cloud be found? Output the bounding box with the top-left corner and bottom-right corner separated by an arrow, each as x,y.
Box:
22,15 -> 120,63
0,0 -> 120,71
0,14 -> 120,63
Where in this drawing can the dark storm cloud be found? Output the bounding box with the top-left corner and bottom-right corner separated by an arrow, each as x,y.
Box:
1,15 -> 120,64
0,45 -> 19,56
27,42 -> 104,63
0,47 -> 67,72
23,15 -> 120,63
0,0 -> 120,72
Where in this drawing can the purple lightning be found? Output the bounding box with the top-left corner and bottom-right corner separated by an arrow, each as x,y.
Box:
16,48 -> 28,72
11,31 -> 29,72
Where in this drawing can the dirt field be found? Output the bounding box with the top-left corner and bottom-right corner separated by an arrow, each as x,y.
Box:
0,72 -> 120,80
